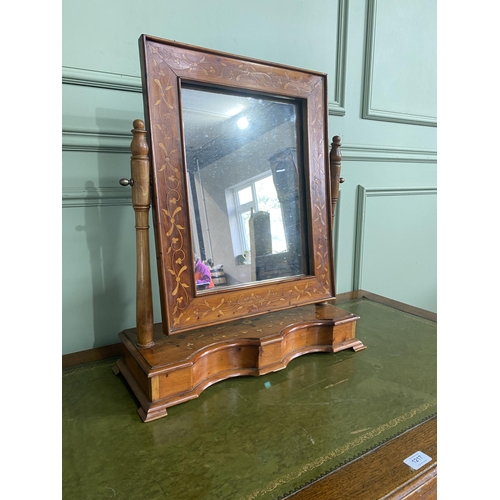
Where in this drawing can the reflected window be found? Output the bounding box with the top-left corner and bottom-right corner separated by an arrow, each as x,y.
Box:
237,186 -> 253,206
229,172 -> 287,261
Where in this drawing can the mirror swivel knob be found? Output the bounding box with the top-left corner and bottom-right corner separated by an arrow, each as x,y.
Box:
339,177 -> 345,183
119,178 -> 134,187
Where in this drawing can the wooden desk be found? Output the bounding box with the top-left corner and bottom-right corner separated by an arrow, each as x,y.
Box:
62,291 -> 437,500
286,416 -> 436,499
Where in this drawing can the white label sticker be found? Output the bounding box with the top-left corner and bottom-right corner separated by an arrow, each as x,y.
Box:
403,451 -> 432,470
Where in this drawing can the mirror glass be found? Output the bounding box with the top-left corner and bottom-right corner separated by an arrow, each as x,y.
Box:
181,86 -> 309,292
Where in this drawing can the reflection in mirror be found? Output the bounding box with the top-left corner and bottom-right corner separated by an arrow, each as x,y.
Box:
181,86 -> 309,292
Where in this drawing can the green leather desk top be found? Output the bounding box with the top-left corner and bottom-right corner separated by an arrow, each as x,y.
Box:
62,297 -> 437,499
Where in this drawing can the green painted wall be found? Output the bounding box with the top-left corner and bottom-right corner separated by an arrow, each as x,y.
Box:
62,0 -> 437,354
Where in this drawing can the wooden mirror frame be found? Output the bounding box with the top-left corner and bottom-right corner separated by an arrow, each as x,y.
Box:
139,35 -> 335,336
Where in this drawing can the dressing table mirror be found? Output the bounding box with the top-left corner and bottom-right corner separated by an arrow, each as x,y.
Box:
113,35 -> 365,422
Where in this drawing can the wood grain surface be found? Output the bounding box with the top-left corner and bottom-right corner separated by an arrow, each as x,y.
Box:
285,416 -> 437,500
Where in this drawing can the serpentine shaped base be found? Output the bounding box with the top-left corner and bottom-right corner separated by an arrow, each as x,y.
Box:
113,302 -> 365,422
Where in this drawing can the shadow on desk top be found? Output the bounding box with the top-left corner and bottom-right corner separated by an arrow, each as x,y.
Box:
63,294 -> 437,500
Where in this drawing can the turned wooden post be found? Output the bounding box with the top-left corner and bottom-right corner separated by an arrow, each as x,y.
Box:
124,119 -> 154,348
327,135 -> 343,301
330,135 -> 343,226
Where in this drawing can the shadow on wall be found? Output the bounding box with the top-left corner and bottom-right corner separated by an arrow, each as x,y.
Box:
75,179 -> 132,349
80,106 -> 149,349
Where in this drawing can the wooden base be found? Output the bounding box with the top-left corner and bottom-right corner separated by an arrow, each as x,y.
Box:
113,302 -> 364,422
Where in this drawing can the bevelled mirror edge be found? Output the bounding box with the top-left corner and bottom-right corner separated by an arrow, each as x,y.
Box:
138,34 -> 335,335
